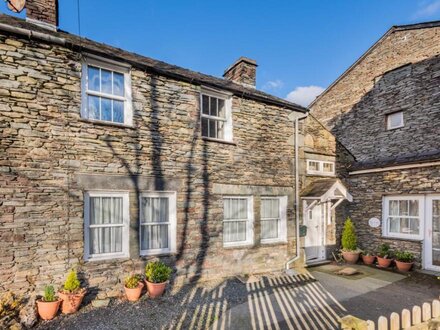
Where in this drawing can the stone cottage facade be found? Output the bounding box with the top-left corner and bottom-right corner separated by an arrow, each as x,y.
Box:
309,21 -> 440,269
0,3 -> 310,298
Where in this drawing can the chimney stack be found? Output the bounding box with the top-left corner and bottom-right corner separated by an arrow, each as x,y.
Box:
223,57 -> 257,88
26,0 -> 58,31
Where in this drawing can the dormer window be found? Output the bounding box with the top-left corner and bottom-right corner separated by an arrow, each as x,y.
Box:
386,111 -> 404,130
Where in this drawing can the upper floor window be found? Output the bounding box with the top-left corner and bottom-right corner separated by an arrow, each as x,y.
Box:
223,196 -> 253,247
307,160 -> 335,176
261,196 -> 287,244
386,111 -> 404,130
139,192 -> 177,256
200,88 -> 233,142
84,191 -> 130,261
82,57 -> 133,125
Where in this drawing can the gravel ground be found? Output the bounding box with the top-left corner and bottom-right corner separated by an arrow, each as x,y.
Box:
35,272 -> 346,330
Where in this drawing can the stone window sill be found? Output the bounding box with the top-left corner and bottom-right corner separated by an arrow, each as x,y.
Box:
202,137 -> 237,146
381,236 -> 423,243
79,118 -> 135,130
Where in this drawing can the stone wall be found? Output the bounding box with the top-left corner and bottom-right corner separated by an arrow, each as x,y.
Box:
0,32 -> 300,298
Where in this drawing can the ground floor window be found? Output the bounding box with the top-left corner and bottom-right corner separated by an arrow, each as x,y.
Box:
261,196 -> 288,243
382,195 -> 424,240
84,192 -> 130,260
139,192 -> 177,256
223,196 -> 253,247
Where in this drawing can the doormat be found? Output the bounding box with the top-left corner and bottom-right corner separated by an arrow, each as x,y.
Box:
311,264 -> 374,280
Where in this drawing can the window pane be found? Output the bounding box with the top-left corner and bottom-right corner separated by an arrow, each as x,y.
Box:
409,218 -> 419,235
308,161 -> 320,172
113,100 -> 124,123
224,221 -> 247,243
87,95 -> 100,120
141,197 -> 169,223
216,120 -> 224,140
389,217 -> 400,233
88,66 -> 100,92
261,219 -> 279,239
209,118 -> 216,138
90,197 -> 123,225
101,98 -> 112,121
224,198 -> 248,220
399,200 -> 409,216
218,99 -> 225,118
389,200 -> 399,216
113,72 -> 124,96
90,226 -> 122,254
101,69 -> 112,94
202,95 -> 210,115
201,117 -> 209,137
388,112 -> 403,129
210,97 -> 217,117
261,199 -> 279,219
409,200 -> 419,216
323,162 -> 334,173
141,224 -> 169,250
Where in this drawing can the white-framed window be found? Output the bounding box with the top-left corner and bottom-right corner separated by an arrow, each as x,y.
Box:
139,192 -> 177,256
81,56 -> 133,125
223,196 -> 253,247
200,88 -> 233,142
84,191 -> 130,261
382,195 -> 424,240
386,111 -> 404,130
306,160 -> 335,176
261,196 -> 288,244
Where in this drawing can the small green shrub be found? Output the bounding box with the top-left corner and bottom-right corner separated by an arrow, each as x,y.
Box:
63,269 -> 81,293
43,285 -> 57,302
377,243 -> 393,258
145,261 -> 172,284
341,217 -> 357,251
362,250 -> 374,256
124,274 -> 142,289
395,250 -> 414,263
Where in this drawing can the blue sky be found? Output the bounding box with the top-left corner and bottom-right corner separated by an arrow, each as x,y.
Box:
2,0 -> 440,106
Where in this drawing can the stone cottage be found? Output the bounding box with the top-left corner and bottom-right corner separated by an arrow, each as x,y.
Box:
0,0 -> 318,298
308,20 -> 440,270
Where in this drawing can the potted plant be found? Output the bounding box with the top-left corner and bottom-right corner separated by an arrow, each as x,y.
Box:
395,250 -> 415,272
376,243 -> 393,268
361,250 -> 376,265
145,261 -> 172,298
341,217 -> 361,264
36,285 -> 61,320
124,274 -> 144,302
58,269 -> 86,314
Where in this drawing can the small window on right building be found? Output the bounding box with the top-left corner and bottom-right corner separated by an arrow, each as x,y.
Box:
386,111 -> 404,130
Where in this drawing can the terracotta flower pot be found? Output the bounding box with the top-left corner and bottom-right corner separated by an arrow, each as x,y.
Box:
36,299 -> 61,320
146,280 -> 167,298
124,282 -> 144,302
395,260 -> 413,272
342,251 -> 360,264
58,289 -> 86,314
377,256 -> 392,268
362,255 -> 376,265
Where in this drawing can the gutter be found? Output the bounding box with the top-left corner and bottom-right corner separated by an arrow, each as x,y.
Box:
285,112 -> 308,272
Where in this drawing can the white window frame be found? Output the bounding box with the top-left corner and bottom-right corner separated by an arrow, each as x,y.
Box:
260,196 -> 288,244
139,191 -> 177,256
306,160 -> 335,176
84,191 -> 130,261
223,196 -> 254,247
81,55 -> 133,126
200,87 -> 233,142
386,111 -> 404,130
382,195 -> 424,240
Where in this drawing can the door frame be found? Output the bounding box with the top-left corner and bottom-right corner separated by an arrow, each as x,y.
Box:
303,200 -> 327,262
424,194 -> 440,271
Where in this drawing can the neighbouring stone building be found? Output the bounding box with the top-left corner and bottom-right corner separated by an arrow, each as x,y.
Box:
309,21 -> 440,269
0,1 -> 313,299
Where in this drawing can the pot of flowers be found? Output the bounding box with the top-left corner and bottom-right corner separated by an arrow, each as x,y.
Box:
145,261 -> 172,298
36,285 -> 61,320
395,250 -> 414,272
376,243 -> 393,268
124,274 -> 144,302
58,269 -> 86,314
361,251 -> 376,265
341,217 -> 361,264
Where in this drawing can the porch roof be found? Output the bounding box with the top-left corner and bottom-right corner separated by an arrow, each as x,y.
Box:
301,179 -> 353,202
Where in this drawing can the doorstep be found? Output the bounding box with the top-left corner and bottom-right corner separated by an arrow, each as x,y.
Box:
305,260 -> 332,267
416,268 -> 440,277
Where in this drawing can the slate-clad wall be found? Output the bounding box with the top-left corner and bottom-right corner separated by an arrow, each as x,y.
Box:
0,32 -> 299,297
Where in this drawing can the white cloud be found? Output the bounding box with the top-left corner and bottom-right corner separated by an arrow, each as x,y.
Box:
285,85 -> 324,107
262,79 -> 284,91
414,0 -> 440,18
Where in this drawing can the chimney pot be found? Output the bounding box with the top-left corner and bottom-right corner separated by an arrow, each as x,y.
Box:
223,57 -> 257,88
26,0 -> 58,31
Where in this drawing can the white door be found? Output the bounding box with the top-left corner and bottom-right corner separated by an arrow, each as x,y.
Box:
304,203 -> 326,262
425,196 -> 440,271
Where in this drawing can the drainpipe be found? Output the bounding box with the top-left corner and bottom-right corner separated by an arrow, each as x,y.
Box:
285,113 -> 308,272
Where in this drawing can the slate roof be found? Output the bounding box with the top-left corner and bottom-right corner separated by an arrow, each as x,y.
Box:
301,179 -> 337,198
0,14 -> 307,113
